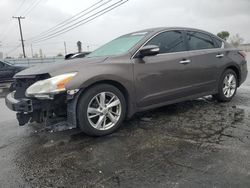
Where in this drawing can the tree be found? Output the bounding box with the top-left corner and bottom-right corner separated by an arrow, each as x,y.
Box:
230,34 -> 244,47
57,53 -> 63,57
217,31 -> 230,41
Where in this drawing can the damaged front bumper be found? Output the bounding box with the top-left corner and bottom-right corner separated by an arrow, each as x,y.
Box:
6,92 -> 33,113
5,91 -> 80,130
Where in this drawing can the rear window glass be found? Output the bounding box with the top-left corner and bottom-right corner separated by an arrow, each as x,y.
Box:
187,31 -> 216,50
213,37 -> 223,48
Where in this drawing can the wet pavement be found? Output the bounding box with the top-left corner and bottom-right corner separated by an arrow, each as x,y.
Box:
0,54 -> 249,188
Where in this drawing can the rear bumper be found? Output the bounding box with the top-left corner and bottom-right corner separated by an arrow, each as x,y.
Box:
240,60 -> 248,85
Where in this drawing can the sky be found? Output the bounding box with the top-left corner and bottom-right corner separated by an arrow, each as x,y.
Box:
0,0 -> 249,58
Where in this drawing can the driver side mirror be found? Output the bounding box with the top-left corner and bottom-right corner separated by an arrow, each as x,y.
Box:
138,45 -> 160,58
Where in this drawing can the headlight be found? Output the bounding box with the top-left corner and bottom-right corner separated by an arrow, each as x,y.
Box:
26,72 -> 77,98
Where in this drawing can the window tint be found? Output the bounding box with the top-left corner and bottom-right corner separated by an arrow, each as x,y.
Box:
187,31 -> 215,50
213,37 -> 223,48
147,31 -> 186,54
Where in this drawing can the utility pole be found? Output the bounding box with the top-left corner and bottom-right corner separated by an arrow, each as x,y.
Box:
13,16 -> 26,58
77,41 -> 82,53
64,41 -> 67,55
0,41 -> 3,59
30,44 -> 34,58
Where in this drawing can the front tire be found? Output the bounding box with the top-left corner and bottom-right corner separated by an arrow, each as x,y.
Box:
77,84 -> 126,136
213,69 -> 238,102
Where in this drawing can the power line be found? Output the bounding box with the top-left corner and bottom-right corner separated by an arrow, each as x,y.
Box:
0,21 -> 15,42
20,0 -> 40,16
14,0 -> 27,15
23,0 -> 43,16
33,0 -> 112,40
28,0 -> 126,43
26,0 -> 106,41
6,44 -> 21,55
31,0 -> 128,43
3,0 -> 128,56
0,0 -> 43,42
0,0 -> 27,42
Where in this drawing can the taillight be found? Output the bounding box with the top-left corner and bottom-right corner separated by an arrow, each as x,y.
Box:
238,51 -> 246,59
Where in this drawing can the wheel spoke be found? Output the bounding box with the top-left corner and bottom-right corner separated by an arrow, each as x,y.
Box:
95,96 -> 100,106
230,88 -> 235,96
110,111 -> 120,116
228,88 -> 232,97
223,87 -> 228,95
231,81 -> 236,89
107,99 -> 120,109
224,76 -> 229,85
228,74 -> 234,83
107,96 -> 115,105
99,92 -> 106,108
107,112 -> 117,123
89,114 -> 100,119
103,116 -> 107,127
88,107 -> 101,114
95,115 -> 105,129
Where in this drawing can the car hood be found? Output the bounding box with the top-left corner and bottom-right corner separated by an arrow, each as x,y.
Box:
15,57 -> 108,78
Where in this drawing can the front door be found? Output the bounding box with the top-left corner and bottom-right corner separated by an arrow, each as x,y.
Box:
133,30 -> 195,108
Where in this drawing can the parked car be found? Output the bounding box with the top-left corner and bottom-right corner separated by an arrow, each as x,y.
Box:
65,52 -> 91,60
0,60 -> 26,83
5,27 -> 248,136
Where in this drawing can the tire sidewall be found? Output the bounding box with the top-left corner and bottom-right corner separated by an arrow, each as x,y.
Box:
77,84 -> 126,136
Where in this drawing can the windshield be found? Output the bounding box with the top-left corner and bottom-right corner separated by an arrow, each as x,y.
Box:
87,32 -> 147,58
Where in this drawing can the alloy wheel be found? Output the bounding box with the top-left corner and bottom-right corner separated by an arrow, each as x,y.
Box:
87,92 -> 122,130
223,73 -> 237,98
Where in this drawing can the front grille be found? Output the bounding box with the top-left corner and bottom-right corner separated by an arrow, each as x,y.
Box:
13,74 -> 50,99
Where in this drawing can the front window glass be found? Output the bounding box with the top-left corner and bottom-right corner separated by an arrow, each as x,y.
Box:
187,31 -> 215,50
87,33 -> 146,58
146,30 -> 186,54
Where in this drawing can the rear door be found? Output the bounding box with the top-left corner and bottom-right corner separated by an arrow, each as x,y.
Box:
183,30 -> 222,93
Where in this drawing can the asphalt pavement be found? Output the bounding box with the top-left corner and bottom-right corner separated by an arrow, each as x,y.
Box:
0,54 -> 250,188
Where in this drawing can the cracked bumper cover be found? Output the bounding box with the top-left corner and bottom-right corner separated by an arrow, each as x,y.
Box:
5,91 -> 79,128
5,92 -> 33,112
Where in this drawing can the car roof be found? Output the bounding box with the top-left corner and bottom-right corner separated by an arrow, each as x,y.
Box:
124,27 -> 222,42
132,27 -> 214,34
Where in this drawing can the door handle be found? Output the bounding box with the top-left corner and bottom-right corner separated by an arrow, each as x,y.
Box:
216,54 -> 224,58
179,59 -> 191,64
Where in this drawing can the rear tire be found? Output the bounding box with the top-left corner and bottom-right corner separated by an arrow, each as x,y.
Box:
213,69 -> 238,102
77,84 -> 126,136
